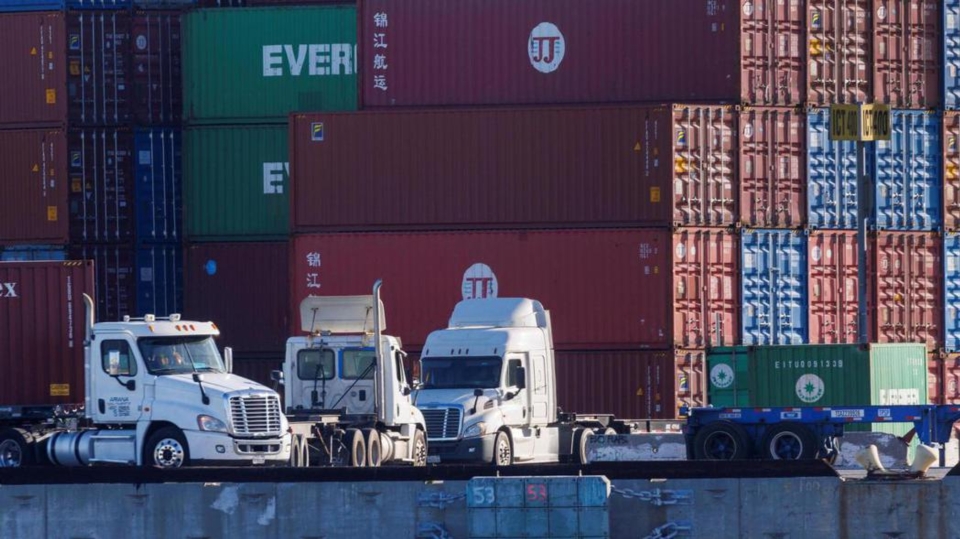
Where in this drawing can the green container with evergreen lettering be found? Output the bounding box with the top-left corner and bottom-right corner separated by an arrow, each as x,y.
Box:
183,124 -> 290,241
183,6 -> 358,124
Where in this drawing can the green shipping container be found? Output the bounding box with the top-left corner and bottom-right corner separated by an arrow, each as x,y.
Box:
184,124 -> 289,240
183,6 -> 358,124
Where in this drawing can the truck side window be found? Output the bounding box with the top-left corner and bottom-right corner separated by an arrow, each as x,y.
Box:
506,359 -> 522,387
395,351 -> 405,384
101,340 -> 136,376
342,350 -> 376,380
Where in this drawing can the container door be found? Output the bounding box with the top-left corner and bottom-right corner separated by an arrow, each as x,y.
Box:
90,337 -> 145,423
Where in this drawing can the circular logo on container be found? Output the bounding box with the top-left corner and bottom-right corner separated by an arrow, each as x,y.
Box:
811,246 -> 822,262
676,243 -> 686,259
462,263 -> 498,300
136,35 -> 147,50
204,260 -> 218,276
742,2 -> 754,16
710,364 -> 735,389
877,5 -> 887,20
528,22 -> 565,74
796,374 -> 826,403
743,122 -> 754,139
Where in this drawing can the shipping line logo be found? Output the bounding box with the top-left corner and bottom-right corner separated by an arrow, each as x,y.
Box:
263,162 -> 289,195
796,374 -> 825,403
528,23 -> 565,74
262,44 -> 356,77
462,263 -> 498,300
0,282 -> 18,298
710,364 -> 734,389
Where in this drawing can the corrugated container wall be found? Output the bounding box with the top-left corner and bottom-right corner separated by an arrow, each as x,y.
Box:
738,107 -> 806,228
182,6 -> 357,124
291,230 -> 674,350
68,128 -> 135,245
672,228 -> 740,349
741,229 -> 808,345
807,108 -> 860,229
0,261 -> 95,406
929,351 -> 942,404
943,233 -> 960,351
807,1 -> 870,106
554,350 -> 706,421
131,11 -> 183,126
183,125 -> 289,240
184,242 -> 289,354
134,128 -> 181,243
0,13 -> 67,126
0,129 -> 68,245
0,0 -> 132,9
291,105 -> 737,232
944,354 -> 960,404
946,0 -> 960,109
707,343 -> 928,408
944,111 -> 960,229
134,243 -> 182,317
0,245 -> 66,261
358,0 -> 803,107
808,230 -> 860,344
871,231 -> 942,350
871,1 -> 941,108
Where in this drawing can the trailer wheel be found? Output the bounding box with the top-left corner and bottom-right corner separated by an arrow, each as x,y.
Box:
760,423 -> 818,460
492,431 -> 513,466
347,428 -> 366,467
0,428 -> 34,468
692,421 -> 750,460
411,429 -> 428,467
363,428 -> 382,467
574,428 -> 595,465
290,434 -> 310,468
144,427 -> 189,468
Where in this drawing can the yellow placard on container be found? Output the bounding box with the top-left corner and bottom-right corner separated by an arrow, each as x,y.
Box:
829,104 -> 860,141
50,384 -> 70,397
829,103 -> 891,142
650,186 -> 661,203
45,88 -> 56,105
860,104 -> 891,142
47,206 -> 58,221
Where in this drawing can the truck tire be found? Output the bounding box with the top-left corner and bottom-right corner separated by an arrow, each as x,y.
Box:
760,423 -> 817,460
144,427 -> 189,468
347,428 -> 366,467
492,431 -> 513,466
411,429 -> 427,467
363,428 -> 382,467
574,428 -> 595,465
0,428 -> 34,468
692,421 -> 751,461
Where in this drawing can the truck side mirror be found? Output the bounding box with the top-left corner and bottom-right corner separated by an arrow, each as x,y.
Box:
124,379 -> 136,391
516,368 -> 526,390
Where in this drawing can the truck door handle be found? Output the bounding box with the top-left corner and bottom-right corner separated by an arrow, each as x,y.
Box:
98,399 -> 105,414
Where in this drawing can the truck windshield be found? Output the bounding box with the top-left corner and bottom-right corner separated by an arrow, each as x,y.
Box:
419,357 -> 502,389
139,336 -> 225,375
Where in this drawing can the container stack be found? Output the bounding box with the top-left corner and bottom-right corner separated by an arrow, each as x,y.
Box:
941,0 -> 960,409
179,4 -> 357,377
0,1 -> 185,322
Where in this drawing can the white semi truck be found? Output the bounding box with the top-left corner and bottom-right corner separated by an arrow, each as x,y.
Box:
0,294 -> 291,468
277,280 -> 428,467
416,297 -> 634,465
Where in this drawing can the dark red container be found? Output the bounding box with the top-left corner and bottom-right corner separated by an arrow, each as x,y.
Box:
555,349 -> 705,420
291,105 -> 738,231
0,128 -> 69,245
929,352 -> 943,405
808,230 -> 860,344
738,107 -> 806,228
184,242 -> 290,354
672,228 -> 740,348
872,0 -> 940,109
69,244 -> 136,323
292,229 -> 674,350
0,12 -> 67,127
358,0 -> 803,107
945,111 -> 960,231
231,354 -> 283,391
0,261 -> 94,406
807,1 -> 870,106
66,11 -> 132,126
68,128 -> 135,244
131,11 -> 182,125
944,354 -> 960,405
870,231 -> 943,351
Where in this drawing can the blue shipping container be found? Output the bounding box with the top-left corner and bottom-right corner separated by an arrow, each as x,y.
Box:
0,0 -> 128,10
946,1 -> 960,110
807,109 -> 941,231
135,128 -> 182,243
136,242 -> 182,317
945,233 -> 960,352
0,245 -> 67,261
741,229 -> 808,345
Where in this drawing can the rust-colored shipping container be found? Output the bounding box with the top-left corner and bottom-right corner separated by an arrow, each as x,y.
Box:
945,111 -> 960,230
0,129 -> 69,245
0,12 -> 67,127
358,0 -> 803,107
555,349 -> 705,420
291,229 -> 674,350
672,228 -> 740,348
944,354 -> 960,405
738,107 -> 806,228
808,230 -> 860,344
231,354 -> 283,392
184,242 -> 290,354
807,1 -> 871,106
870,231 -> 942,350
0,261 -> 94,406
872,0 -> 940,108
929,351 -> 943,404
291,105 -> 737,231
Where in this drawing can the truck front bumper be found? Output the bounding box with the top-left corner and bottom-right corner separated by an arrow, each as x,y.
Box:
186,430 -> 292,465
427,434 -> 496,463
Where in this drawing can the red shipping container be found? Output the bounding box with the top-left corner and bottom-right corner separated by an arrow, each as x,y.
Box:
231,354 -> 283,391
738,107 -> 806,228
0,129 -> 69,245
807,1 -> 871,106
0,261 -> 94,406
131,11 -> 183,125
945,111 -> 960,231
68,128 -> 135,244
358,0 -> 803,107
672,228 -> 740,348
870,231 -> 943,350
872,0 -> 940,109
928,351 -> 943,405
291,105 -> 737,231
944,354 -> 960,404
555,349 -> 705,420
291,229 -> 673,350
0,12 -> 67,128
184,242 -> 290,354
68,244 -> 136,323
808,230 -> 860,344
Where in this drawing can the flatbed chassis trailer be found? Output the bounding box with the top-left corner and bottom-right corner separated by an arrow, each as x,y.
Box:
683,405 -> 960,465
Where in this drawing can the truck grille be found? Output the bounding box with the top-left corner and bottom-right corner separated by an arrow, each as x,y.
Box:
422,408 -> 462,440
229,394 -> 282,436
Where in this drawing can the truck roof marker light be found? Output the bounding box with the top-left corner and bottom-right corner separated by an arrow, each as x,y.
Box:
145,314 -> 156,323
170,314 -> 181,322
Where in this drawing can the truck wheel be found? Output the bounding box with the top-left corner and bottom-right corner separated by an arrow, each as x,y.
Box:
760,423 -> 817,460
492,431 -> 513,466
411,429 -> 428,467
347,428 -> 366,467
692,421 -> 750,460
363,428 -> 382,467
0,428 -> 34,468
144,427 -> 189,468
574,428 -> 595,465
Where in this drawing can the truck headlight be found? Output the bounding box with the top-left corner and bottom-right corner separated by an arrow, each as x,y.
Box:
463,422 -> 487,438
197,415 -> 228,433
